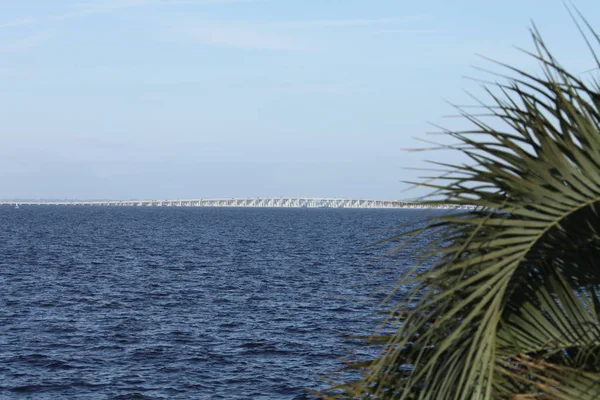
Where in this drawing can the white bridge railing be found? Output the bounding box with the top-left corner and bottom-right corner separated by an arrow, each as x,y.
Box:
1,197 -> 473,209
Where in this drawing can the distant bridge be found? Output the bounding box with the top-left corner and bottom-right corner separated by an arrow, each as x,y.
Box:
1,197 -> 473,209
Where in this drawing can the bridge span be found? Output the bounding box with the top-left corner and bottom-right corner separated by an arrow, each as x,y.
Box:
1,197 -> 472,209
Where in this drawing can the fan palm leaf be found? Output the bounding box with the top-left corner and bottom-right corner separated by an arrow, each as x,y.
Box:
323,17 -> 600,400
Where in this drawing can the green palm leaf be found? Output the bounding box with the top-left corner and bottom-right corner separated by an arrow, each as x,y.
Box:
323,14 -> 600,400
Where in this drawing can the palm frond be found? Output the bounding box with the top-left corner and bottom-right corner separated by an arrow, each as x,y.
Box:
322,12 -> 600,400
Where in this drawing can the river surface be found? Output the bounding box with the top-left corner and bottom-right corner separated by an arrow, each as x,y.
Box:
0,206 -> 430,399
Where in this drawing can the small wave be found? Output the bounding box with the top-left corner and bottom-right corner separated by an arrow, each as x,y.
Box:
212,297 -> 230,304
219,322 -> 242,328
111,393 -> 162,400
7,354 -> 74,369
1,206 -> 416,398
238,342 -> 291,356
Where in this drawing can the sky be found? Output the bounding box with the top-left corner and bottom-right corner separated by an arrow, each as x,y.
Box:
1,0 -> 599,200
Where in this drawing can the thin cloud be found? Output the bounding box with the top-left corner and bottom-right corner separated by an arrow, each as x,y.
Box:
2,2 -> 412,53
154,15 -> 424,51
49,0 -> 154,20
272,82 -> 353,94
71,0 -> 260,15
72,0 -> 151,14
374,28 -> 436,35
154,0 -> 263,4
274,16 -> 425,28
0,17 -> 37,29
1,0 -> 284,52
4,0 -> 259,27
160,22 -> 300,50
0,32 -> 50,52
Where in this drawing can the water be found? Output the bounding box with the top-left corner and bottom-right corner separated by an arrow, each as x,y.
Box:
0,206 -> 428,399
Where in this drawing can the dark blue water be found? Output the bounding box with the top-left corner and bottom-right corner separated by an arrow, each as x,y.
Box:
0,206 -> 427,399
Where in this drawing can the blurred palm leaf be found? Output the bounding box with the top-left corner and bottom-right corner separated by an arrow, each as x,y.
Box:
323,16 -> 600,400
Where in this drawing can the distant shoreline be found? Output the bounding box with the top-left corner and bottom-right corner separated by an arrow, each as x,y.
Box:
1,197 -> 474,210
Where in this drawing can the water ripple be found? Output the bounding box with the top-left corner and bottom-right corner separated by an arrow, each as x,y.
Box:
0,206 -> 432,399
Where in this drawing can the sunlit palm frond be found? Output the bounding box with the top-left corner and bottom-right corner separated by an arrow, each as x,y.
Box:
323,15 -> 600,400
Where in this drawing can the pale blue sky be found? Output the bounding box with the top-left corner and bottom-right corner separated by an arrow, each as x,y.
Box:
1,0 -> 599,200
